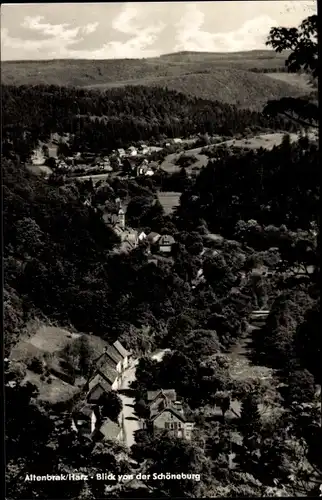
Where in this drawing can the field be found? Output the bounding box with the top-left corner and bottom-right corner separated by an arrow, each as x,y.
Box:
10,321 -> 110,403
2,50 -> 310,111
159,132 -> 309,176
265,72 -> 313,93
157,192 -> 181,215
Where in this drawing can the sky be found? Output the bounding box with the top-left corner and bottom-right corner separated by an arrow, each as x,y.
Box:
1,1 -> 317,60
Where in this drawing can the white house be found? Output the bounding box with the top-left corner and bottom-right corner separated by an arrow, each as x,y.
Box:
113,340 -> 132,370
138,231 -> 147,242
159,234 -> 175,253
127,146 -> 137,157
117,148 -> 126,158
72,405 -> 98,436
140,144 -> 149,154
31,149 -> 46,166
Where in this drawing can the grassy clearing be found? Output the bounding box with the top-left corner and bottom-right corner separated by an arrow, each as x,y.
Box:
10,320 -> 109,404
26,165 -> 53,177
157,192 -> 181,214
226,131 -> 317,151
24,369 -> 81,403
265,72 -> 313,92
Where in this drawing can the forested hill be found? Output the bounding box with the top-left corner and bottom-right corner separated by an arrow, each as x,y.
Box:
2,84 -> 296,155
1,50 -> 306,110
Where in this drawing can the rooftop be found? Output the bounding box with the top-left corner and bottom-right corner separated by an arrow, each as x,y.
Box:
99,418 -> 122,440
96,362 -> 118,385
88,374 -> 113,393
74,404 -> 95,419
147,389 -> 177,402
113,340 -> 131,358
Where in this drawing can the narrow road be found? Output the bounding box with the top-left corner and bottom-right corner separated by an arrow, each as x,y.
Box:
118,360 -> 140,448
118,350 -> 170,448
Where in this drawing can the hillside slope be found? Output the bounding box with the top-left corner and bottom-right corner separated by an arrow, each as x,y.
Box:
87,69 -> 305,110
2,50 -> 307,110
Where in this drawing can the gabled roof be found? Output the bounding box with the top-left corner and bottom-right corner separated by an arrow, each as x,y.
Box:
159,235 -> 175,246
147,232 -> 161,244
96,363 -> 118,385
147,389 -> 177,402
74,404 -> 95,419
113,340 -> 131,358
152,406 -> 187,423
105,345 -> 123,365
99,418 -> 122,440
88,374 -> 112,392
88,383 -> 111,401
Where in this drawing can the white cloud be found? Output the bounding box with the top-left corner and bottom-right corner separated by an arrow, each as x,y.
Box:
62,4 -> 166,59
1,15 -> 100,58
174,2 -> 317,53
1,6 -> 164,59
112,5 -> 139,35
82,22 -> 99,36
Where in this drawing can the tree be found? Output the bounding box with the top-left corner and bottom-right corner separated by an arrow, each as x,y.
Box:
295,302 -> 321,383
283,369 -> 316,407
60,336 -> 93,378
98,391 -> 123,422
215,391 -> 231,418
265,15 -> 318,128
131,433 -> 213,498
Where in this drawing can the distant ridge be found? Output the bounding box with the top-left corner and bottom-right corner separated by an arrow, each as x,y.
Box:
2,49 -> 308,110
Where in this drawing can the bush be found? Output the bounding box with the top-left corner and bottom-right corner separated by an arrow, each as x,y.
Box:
29,357 -> 44,374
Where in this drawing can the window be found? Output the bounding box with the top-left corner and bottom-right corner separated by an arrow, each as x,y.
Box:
165,422 -> 169,429
178,422 -> 182,428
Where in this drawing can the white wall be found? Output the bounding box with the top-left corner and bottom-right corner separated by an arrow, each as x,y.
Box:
91,412 -> 97,434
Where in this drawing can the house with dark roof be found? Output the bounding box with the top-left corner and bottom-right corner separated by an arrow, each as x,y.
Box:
113,340 -> 132,370
147,389 -> 177,417
150,405 -> 194,440
71,404 -> 98,436
158,234 -> 175,253
87,340 -> 132,399
144,389 -> 194,440
91,355 -> 119,391
87,374 -> 114,403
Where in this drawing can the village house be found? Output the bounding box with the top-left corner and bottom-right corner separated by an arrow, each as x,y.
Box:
116,148 -> 126,158
147,232 -> 161,248
158,234 -> 175,253
140,144 -> 149,154
113,340 -> 131,370
87,340 -> 132,400
72,404 -> 98,436
137,164 -> 155,177
144,390 -> 194,440
31,149 -> 46,166
71,404 -> 123,442
87,375 -> 114,403
101,345 -> 123,373
127,146 -> 138,157
138,231 -> 147,242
